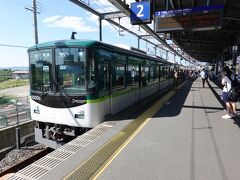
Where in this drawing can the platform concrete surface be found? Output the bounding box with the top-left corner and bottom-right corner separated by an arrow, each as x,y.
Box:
98,79 -> 240,180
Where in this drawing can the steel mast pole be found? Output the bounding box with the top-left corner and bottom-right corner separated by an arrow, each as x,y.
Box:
33,0 -> 38,44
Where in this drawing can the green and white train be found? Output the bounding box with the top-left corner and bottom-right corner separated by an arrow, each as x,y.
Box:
28,39 -> 178,148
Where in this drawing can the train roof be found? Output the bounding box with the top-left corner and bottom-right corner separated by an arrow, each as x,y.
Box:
28,39 -> 174,65
28,39 -> 101,49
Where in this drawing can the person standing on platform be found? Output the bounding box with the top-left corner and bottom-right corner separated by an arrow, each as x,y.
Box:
173,69 -> 179,91
221,66 -> 238,119
200,68 -> 207,87
229,67 -> 238,116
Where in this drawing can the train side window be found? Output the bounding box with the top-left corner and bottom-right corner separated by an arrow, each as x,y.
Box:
163,66 -> 167,80
88,58 -> 96,93
160,66 -> 165,82
150,66 -> 154,82
154,65 -> 159,82
98,62 -> 110,93
113,64 -> 125,90
127,65 -> 139,86
142,66 -> 149,85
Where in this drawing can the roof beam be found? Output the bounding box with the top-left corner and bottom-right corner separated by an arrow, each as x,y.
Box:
107,0 -> 188,60
221,28 -> 240,33
69,0 -> 154,46
225,9 -> 240,21
69,0 -> 137,38
177,38 -> 224,46
179,41 -> 223,48
186,49 -> 219,54
69,0 -> 100,16
224,17 -> 240,21
177,0 -> 181,8
70,0 -> 192,62
101,11 -> 127,20
192,0 -> 196,7
169,0 -> 175,9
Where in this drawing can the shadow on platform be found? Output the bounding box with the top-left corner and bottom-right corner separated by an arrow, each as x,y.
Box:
153,81 -> 193,118
111,79 -> 240,128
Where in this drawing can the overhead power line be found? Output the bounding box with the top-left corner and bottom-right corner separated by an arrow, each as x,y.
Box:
0,44 -> 29,48
2,0 -> 30,7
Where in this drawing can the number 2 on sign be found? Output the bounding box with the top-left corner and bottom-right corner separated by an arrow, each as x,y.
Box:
137,5 -> 144,17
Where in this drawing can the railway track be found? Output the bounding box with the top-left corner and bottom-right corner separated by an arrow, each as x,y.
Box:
0,146 -> 52,178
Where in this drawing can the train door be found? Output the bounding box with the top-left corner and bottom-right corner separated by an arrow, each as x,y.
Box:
98,60 -> 111,117
127,64 -> 138,104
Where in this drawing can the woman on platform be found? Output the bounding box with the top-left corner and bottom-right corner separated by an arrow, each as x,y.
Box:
221,66 -> 237,119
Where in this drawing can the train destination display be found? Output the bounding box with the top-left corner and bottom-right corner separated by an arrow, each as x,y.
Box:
155,5 -> 224,32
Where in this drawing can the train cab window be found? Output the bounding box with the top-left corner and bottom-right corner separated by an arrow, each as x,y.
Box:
55,48 -> 86,95
29,49 -> 53,93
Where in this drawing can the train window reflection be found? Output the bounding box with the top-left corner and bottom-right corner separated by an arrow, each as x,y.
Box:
113,64 -> 125,89
128,66 -> 139,86
29,49 -> 53,92
55,48 -> 86,95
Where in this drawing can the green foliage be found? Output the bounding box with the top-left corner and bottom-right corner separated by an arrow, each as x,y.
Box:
0,79 -> 29,90
0,76 -> 12,82
0,69 -> 13,82
0,69 -> 12,75
0,114 -> 8,127
0,96 -> 11,105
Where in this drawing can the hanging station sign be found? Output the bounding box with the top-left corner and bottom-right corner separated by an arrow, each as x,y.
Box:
130,1 -> 152,25
155,5 -> 224,32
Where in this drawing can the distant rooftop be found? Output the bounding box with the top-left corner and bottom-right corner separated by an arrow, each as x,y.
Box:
12,71 -> 29,74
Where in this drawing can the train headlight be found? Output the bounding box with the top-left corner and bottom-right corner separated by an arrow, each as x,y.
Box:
75,110 -> 84,119
34,106 -> 40,114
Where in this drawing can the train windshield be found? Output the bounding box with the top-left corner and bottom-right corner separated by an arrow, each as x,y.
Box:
55,48 -> 86,95
29,49 -> 53,93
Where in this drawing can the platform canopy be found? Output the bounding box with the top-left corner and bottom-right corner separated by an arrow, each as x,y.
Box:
70,0 -> 240,64
155,0 -> 240,63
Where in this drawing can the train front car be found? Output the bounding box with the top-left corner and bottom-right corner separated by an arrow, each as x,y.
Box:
28,40 -> 99,148
28,39 -> 179,149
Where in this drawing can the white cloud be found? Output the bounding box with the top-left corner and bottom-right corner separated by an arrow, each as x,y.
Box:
43,16 -> 98,32
87,13 -> 98,23
42,16 -> 61,23
86,12 -> 110,27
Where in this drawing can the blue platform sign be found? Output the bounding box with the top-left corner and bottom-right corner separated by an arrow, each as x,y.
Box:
130,1 -> 151,25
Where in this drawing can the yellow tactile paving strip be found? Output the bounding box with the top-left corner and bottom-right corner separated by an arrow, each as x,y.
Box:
65,84 -> 185,180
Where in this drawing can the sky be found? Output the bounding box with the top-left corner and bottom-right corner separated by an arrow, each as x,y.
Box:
0,0 -> 181,68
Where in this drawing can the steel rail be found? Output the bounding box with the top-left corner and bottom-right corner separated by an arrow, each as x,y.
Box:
0,148 -> 52,177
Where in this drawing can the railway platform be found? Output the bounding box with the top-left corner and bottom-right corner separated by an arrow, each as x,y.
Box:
8,78 -> 240,180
